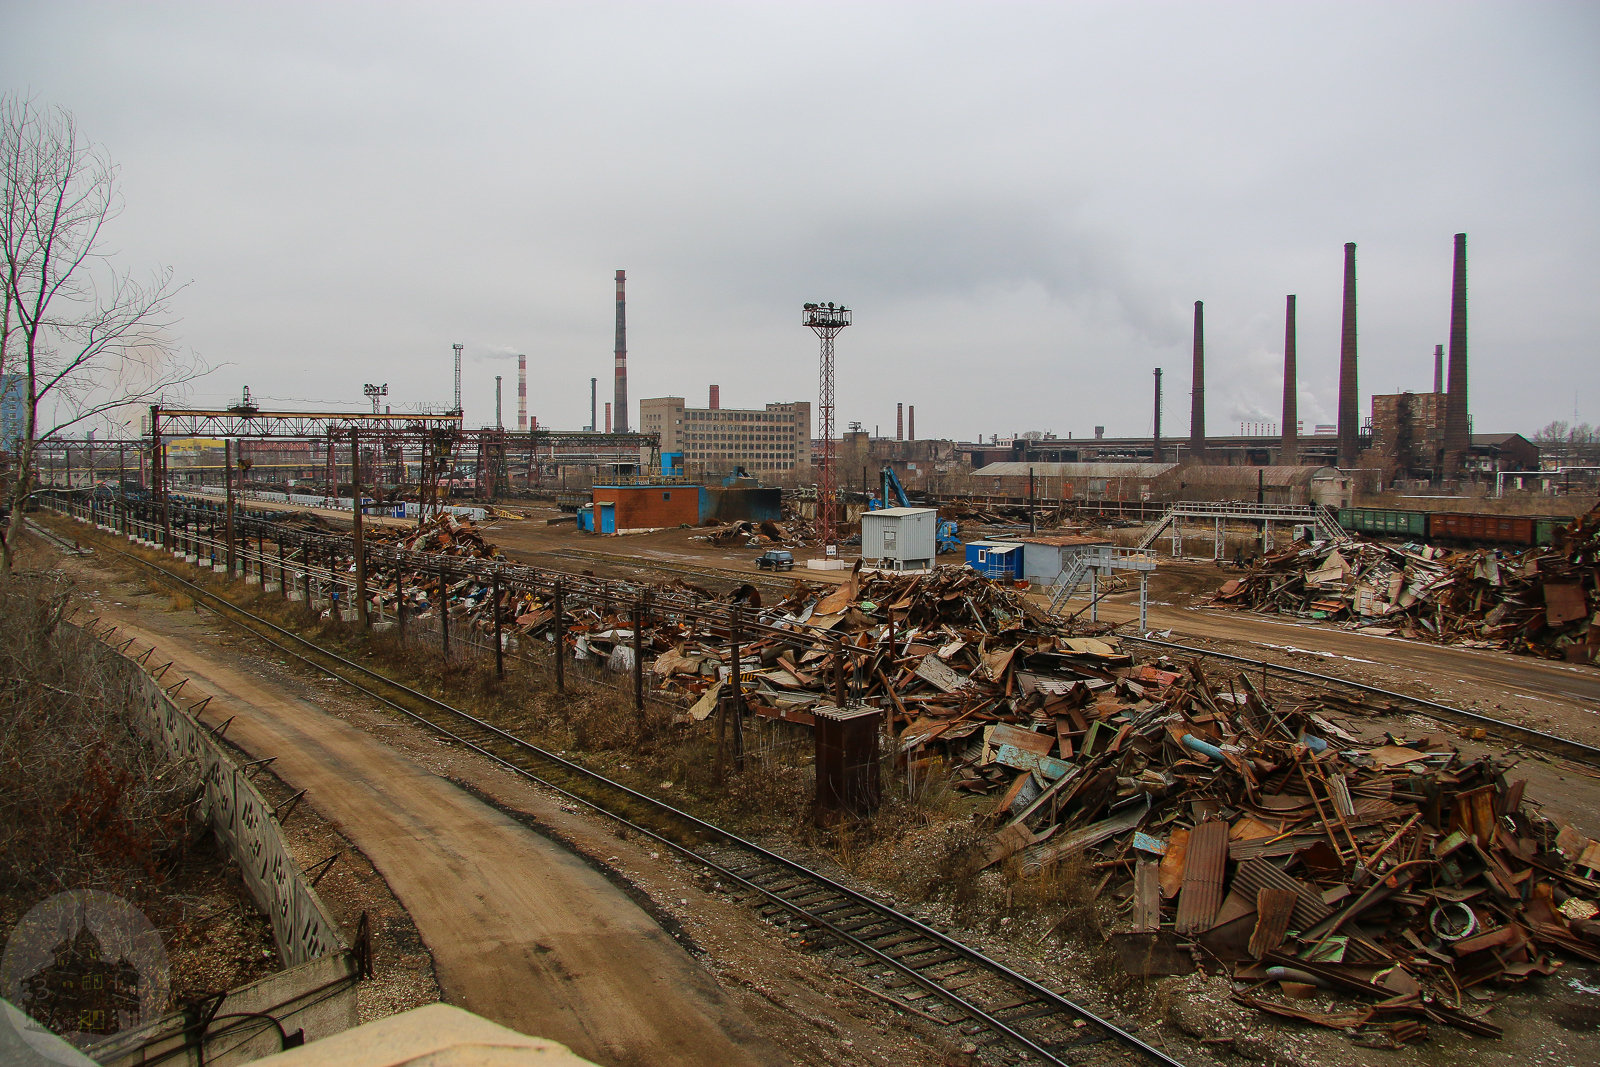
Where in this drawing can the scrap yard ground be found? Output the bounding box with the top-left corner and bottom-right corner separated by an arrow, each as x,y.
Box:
37,503 -> 1600,1067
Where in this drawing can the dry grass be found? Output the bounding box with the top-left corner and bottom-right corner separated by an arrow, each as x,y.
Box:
0,570 -> 204,904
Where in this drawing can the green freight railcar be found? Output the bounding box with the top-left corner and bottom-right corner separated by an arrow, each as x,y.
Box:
1336,507 -> 1427,538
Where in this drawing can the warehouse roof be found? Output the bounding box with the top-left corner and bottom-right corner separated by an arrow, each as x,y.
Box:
971,461 -> 1178,479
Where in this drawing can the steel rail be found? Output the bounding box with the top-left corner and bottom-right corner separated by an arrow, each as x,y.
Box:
82,530 -> 1185,1067
1123,635 -> 1600,769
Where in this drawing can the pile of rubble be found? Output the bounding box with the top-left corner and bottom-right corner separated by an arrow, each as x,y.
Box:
913,654 -> 1600,1042
372,513 -> 505,560
1212,503 -> 1600,661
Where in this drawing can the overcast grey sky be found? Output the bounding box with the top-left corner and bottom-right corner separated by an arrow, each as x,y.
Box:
5,1 -> 1597,441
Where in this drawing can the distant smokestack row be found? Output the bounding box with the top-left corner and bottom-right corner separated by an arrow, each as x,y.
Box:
897,403 -> 904,441
613,270 -> 629,433
605,402 -> 612,434
1337,243 -> 1359,469
1443,233 -> 1470,477
1433,344 -> 1444,394
517,355 -> 527,431
709,384 -> 720,410
1189,301 -> 1206,460
1152,368 -> 1163,462
908,405 -> 915,441
1281,295 -> 1297,466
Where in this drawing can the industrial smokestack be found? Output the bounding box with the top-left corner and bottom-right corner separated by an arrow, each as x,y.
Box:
517,355 -> 527,431
1337,243 -> 1359,469
613,270 -> 629,433
605,402 -> 612,434
908,405 -> 915,441
709,384 -> 720,410
1281,295 -> 1297,466
1433,344 -> 1444,394
1189,301 -> 1206,461
495,375 -> 503,430
590,377 -> 597,432
1152,368 -> 1163,461
1443,233 -> 1470,478
896,403 -> 903,441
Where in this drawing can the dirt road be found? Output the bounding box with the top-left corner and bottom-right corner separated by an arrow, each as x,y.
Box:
82,603 -> 785,1067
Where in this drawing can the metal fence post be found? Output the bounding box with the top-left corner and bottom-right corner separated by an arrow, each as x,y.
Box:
493,570 -> 505,680
553,580 -> 565,693
632,598 -> 644,719
732,603 -> 745,771
440,569 -> 450,662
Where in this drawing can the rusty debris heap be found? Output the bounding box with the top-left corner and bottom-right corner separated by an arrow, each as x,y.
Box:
357,513 -> 1599,1045
1212,503 -> 1600,662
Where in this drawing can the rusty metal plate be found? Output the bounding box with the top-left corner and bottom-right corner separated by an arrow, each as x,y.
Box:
1175,820 -> 1229,934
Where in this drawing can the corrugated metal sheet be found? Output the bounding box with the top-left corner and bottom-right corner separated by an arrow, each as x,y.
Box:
1230,858 -> 1332,931
1159,465 -> 1339,487
1174,820 -> 1229,934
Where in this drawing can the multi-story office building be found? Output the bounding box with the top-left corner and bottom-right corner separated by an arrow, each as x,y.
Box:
639,394 -> 810,476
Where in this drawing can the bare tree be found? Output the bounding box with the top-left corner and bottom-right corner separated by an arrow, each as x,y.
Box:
1,95 -> 207,569
1532,420 -> 1600,469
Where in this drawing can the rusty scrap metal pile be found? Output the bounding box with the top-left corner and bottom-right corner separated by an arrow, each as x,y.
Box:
1211,503 -> 1600,661
919,654 -> 1600,1042
347,515 -> 1600,1044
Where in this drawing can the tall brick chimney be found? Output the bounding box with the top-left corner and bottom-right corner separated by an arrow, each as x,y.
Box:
709,384 -> 720,410
1433,344 -> 1444,394
908,405 -> 915,441
1443,233 -> 1470,479
1337,243 -> 1359,469
1281,295 -> 1297,466
604,402 -> 612,434
1153,368 -> 1163,462
1189,301 -> 1206,462
896,403 -> 903,441
613,270 -> 628,432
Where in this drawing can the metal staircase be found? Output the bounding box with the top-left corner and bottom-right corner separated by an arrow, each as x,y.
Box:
1046,553 -> 1093,614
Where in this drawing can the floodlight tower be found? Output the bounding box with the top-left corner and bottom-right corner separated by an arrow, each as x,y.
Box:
364,383 -> 388,414
803,301 -> 852,550
451,343 -> 464,415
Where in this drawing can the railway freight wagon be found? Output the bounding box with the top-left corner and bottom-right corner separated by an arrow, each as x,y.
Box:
1338,507 -> 1565,548
1337,508 -> 1427,539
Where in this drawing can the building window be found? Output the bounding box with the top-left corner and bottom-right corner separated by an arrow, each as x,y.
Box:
662,492 -> 671,500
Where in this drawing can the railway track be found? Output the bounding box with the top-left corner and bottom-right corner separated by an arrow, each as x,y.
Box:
81,533 -> 1186,1067
1122,635 -> 1600,772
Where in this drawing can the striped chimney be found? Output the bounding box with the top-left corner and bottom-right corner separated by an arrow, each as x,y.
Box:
517,354 -> 527,431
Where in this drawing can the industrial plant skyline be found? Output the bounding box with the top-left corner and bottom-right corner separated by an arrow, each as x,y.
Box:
3,2 -> 1595,441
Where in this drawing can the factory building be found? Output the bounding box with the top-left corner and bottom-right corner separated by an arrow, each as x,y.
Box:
639,393 -> 809,477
